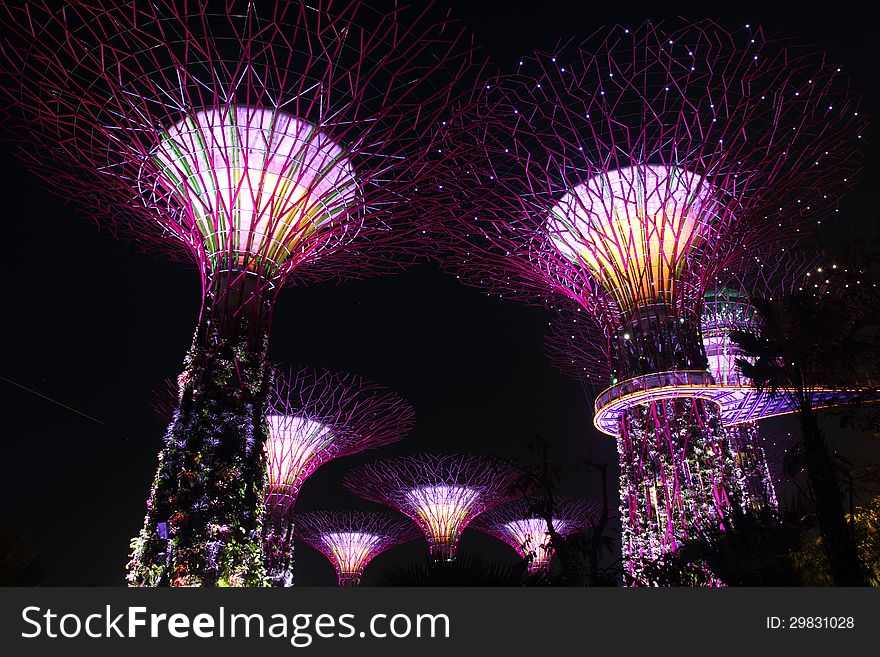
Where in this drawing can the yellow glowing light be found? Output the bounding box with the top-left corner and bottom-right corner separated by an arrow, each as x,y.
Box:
405,485 -> 479,545
547,165 -> 719,311
151,107 -> 359,274
321,532 -> 381,577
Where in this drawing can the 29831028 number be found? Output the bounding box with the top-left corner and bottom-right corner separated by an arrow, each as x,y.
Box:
789,616 -> 854,629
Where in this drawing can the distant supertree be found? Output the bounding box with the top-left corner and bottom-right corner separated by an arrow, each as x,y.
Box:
701,288 -> 777,511
345,454 -> 525,562
145,367 -> 415,587
294,511 -> 419,586
0,1 -> 474,586
432,20 -> 864,583
264,367 -> 414,587
472,497 -> 600,573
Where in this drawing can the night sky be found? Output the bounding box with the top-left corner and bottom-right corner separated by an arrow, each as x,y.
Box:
0,1 -> 877,586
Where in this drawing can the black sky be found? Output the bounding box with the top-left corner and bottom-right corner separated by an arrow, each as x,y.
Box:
0,1 -> 877,586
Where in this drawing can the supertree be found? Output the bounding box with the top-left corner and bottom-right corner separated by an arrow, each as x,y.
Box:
0,0 -> 474,586
143,366 -> 415,587
263,367 -> 414,587
472,496 -> 600,573
345,454 -> 525,562
431,20 -> 864,583
293,511 -> 419,586
546,272 -> 858,579
548,287 -> 780,517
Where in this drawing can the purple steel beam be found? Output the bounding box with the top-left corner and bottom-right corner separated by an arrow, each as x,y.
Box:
345,454 -> 527,562
294,511 -> 420,586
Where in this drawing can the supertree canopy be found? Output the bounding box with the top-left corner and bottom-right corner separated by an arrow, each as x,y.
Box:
263,367 -> 414,587
472,497 -> 600,573
0,0 -> 474,587
294,511 -> 420,586
345,454 -> 525,562
433,19 -> 864,583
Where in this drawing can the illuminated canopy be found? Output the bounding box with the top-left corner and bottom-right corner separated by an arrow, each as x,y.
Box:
294,511 -> 419,586
320,532 -> 382,579
404,485 -> 480,548
263,367 -> 414,587
547,165 -> 720,313
473,497 -> 598,572
345,454 -> 524,561
150,107 -> 359,274
502,518 -> 567,570
265,415 -> 335,494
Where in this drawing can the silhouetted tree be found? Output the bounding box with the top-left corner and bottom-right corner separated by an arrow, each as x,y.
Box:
792,494 -> 880,586
731,259 -> 880,585
500,436 -> 620,586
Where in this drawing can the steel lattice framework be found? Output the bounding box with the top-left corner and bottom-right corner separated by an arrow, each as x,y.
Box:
264,367 -> 414,587
547,254 -> 879,581
0,0 -> 475,587
145,366 -> 414,587
472,497 -> 600,572
345,454 -> 525,562
432,19 -> 864,584
294,511 -> 419,586
1,0 -> 475,287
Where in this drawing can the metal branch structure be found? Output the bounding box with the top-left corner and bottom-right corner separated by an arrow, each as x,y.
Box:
146,366 -> 414,587
345,454 -> 525,562
550,293 -> 782,578
433,19 -> 864,584
548,257 -> 878,580
264,367 -> 414,587
294,511 -> 419,586
472,497 -> 600,573
0,0 -> 475,587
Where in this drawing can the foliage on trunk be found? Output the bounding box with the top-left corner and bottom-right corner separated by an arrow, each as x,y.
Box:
128,281 -> 273,587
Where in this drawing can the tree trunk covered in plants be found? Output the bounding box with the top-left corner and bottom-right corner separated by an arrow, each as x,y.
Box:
264,495 -> 296,587
798,406 -> 865,585
127,274 -> 273,587
619,398 -> 733,586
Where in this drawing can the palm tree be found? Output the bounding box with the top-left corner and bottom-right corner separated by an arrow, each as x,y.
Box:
731,280 -> 878,585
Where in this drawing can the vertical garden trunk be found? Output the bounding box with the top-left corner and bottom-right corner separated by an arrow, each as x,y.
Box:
264,495 -> 296,587
724,422 -> 778,512
127,273 -> 273,587
618,397 -> 734,586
